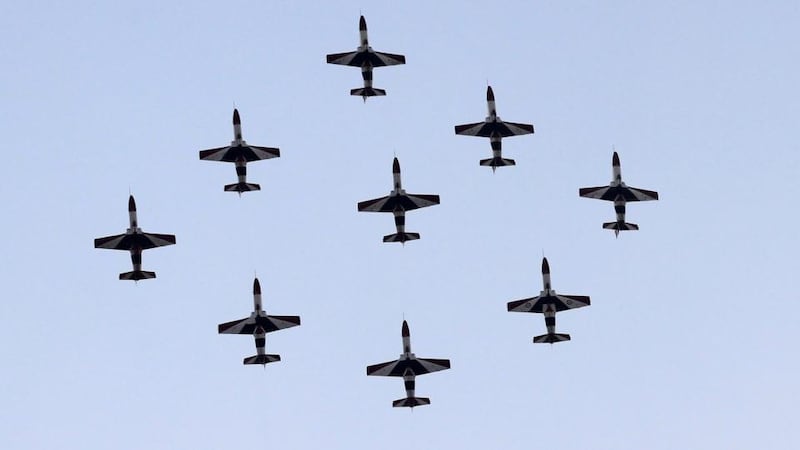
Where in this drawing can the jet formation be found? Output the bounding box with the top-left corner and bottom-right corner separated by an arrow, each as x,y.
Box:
454,86 -> 535,171
326,15 -> 406,101
94,195 -> 176,281
199,109 -> 280,194
217,277 -> 301,366
507,258 -> 590,343
579,151 -> 659,236
357,157 -> 440,244
367,320 -> 451,408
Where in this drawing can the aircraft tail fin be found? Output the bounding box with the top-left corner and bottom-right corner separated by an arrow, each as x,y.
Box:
602,221 -> 639,232
383,232 -> 420,243
533,333 -> 571,344
119,270 -> 156,281
392,396 -> 431,408
350,87 -> 386,98
243,354 -> 281,365
224,182 -> 261,193
480,157 -> 516,168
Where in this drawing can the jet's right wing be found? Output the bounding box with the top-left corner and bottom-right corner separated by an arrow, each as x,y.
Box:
369,51 -> 406,67
367,358 -> 451,377
94,233 -> 131,251
326,51 -> 362,67
139,233 -> 176,249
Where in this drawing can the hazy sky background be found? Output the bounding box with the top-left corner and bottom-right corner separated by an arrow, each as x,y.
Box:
1,1 -> 799,449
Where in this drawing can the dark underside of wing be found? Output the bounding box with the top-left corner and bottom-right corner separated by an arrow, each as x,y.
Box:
94,232 -> 176,250
199,145 -> 280,162
366,358 -> 451,377
327,50 -> 406,67
454,121 -> 534,138
579,185 -> 659,202
218,315 -> 301,335
508,294 -> 590,313
358,194 -> 440,212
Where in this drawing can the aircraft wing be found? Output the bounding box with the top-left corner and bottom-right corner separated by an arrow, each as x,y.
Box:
579,185 -> 658,202
623,186 -> 659,202
366,358 -> 451,377
508,294 -> 590,313
218,314 -> 301,335
358,194 -> 440,213
370,51 -> 406,67
454,121 -> 534,138
326,51 -> 362,67
93,232 -> 175,251
94,233 -> 131,250
199,145 -> 280,162
139,233 -> 176,249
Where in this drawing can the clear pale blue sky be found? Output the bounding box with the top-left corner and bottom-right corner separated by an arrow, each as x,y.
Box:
1,1 -> 799,449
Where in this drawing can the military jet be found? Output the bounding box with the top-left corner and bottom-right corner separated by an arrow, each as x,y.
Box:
367,320 -> 451,408
326,15 -> 406,101
507,258 -> 590,344
94,195 -> 176,281
357,157 -> 439,244
217,277 -> 301,366
579,151 -> 659,236
199,109 -> 280,194
454,85 -> 534,171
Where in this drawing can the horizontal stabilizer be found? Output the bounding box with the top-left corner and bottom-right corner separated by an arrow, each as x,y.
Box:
382,232 -> 420,243
350,87 -> 386,97
392,396 -> 431,408
243,354 -> 281,365
533,333 -> 571,344
602,221 -> 639,232
224,182 -> 261,193
119,270 -> 156,281
479,157 -> 516,168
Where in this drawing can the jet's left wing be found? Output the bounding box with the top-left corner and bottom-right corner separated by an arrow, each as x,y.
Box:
218,314 -> 301,335
358,194 -> 440,213
579,185 -> 658,202
367,358 -> 451,377
139,233 -> 177,249
199,145 -> 280,162
454,121 -> 534,138
370,51 -> 406,67
508,294 -> 590,313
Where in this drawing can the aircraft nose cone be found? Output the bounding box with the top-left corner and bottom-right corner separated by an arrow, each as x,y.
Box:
359,15 -> 367,31
401,320 -> 410,337
253,277 -> 261,295
486,85 -> 495,102
128,195 -> 136,212
233,108 -> 241,125
612,151 -> 620,167
392,157 -> 400,174
541,257 -> 550,274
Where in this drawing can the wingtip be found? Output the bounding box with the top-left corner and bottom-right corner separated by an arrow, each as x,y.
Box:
128,195 -> 136,212
402,320 -> 410,337
233,108 -> 241,125
253,277 -> 261,295
541,257 -> 550,274
392,157 -> 400,173
486,85 -> 495,101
